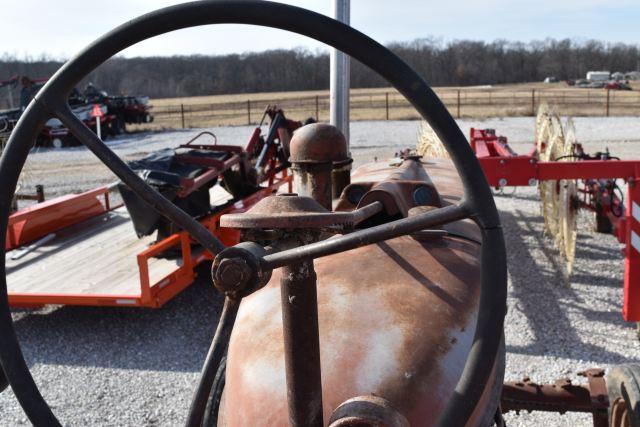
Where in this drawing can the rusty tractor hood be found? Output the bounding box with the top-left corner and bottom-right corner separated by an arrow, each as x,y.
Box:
219,157 -> 501,426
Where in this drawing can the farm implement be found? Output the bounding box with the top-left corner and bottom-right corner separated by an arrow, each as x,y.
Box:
452,106 -> 640,322
0,77 -> 154,148
5,105 -> 299,308
2,2 -> 640,427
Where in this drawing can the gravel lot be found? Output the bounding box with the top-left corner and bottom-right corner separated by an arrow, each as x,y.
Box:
2,117 -> 640,425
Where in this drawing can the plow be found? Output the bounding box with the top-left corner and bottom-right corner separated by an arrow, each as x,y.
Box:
1,2 -> 640,427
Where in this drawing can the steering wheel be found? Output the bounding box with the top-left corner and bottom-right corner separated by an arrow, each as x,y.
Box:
0,2 -> 507,426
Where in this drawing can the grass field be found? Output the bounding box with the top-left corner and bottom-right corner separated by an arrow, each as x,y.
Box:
130,82 -> 640,130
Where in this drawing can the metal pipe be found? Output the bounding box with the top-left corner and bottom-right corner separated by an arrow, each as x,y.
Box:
330,0 -> 350,145
330,0 -> 351,197
185,297 -> 241,427
280,259 -> 323,427
292,162 -> 333,211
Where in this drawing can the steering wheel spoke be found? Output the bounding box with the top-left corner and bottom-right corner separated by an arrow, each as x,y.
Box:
53,104 -> 226,256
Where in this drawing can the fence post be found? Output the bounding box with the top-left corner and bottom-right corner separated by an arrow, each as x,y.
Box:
606,89 -> 610,117
385,92 -> 389,120
315,95 -> 320,121
247,100 -> 251,125
457,89 -> 461,119
180,104 -> 185,129
531,89 -> 536,116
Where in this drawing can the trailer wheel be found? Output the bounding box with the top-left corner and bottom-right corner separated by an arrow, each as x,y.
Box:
51,138 -> 64,149
608,364 -> 640,427
110,118 -> 125,136
595,211 -> 613,233
202,356 -> 226,427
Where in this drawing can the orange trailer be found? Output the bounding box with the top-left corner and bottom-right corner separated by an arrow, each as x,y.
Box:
5,106 -> 298,308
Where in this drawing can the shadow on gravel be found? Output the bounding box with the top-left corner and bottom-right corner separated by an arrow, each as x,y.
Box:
11,264 -> 223,373
501,207 -> 635,364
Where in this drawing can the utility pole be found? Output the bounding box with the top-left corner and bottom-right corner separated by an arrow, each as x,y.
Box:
330,0 -> 350,144
329,0 -> 351,198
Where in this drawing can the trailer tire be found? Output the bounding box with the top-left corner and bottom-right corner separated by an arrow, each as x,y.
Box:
202,356 -> 226,427
51,138 -> 64,149
595,211 -> 613,233
607,364 -> 640,427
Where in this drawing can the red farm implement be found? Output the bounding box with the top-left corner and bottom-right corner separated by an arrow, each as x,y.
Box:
466,109 -> 640,322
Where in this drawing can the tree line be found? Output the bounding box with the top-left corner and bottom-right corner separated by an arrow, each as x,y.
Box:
0,38 -> 638,99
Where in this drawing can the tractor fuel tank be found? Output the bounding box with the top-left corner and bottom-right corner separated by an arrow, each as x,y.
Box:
218,158 -> 503,426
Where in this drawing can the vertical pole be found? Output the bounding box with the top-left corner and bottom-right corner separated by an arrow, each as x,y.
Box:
330,0 -> 352,198
623,177 -> 640,321
96,116 -> 102,140
531,89 -> 536,116
385,92 -> 389,120
247,99 -> 251,125
606,89 -> 611,117
457,89 -> 461,119
281,259 -> 323,427
181,103 -> 185,129
330,0 -> 350,144
315,95 -> 319,121
35,185 -> 44,203
7,85 -> 13,109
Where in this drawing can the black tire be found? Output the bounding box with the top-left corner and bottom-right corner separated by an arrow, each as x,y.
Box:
607,364 -> 640,427
202,356 -> 226,427
110,117 -> 125,136
595,211 -> 613,233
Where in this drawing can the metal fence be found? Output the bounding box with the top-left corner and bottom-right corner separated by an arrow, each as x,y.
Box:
143,89 -> 640,129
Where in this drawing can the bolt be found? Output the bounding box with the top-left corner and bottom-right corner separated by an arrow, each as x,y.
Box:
528,178 -> 537,186
500,159 -> 506,165
498,178 -> 508,187
215,257 -> 251,291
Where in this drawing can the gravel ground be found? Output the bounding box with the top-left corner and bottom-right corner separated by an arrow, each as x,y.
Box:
2,117 -> 640,425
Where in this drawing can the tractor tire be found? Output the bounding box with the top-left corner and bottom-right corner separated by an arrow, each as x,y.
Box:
596,212 -> 613,234
0,366 -> 8,393
110,118 -> 125,136
202,356 -> 226,427
607,364 -> 640,427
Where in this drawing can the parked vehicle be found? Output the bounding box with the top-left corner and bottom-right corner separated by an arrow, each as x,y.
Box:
606,81 -> 632,91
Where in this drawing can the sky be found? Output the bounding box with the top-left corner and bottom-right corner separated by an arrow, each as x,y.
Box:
1,0 -> 639,59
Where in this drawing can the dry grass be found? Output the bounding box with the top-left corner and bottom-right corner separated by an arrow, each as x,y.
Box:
130,82 -> 640,131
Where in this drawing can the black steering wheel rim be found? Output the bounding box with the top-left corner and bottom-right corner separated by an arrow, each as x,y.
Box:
0,1 -> 507,425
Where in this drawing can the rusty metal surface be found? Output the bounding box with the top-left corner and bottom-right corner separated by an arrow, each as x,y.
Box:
335,159 -> 481,242
220,194 -> 382,230
501,370 -> 609,425
335,158 -> 464,212
328,395 -> 410,427
221,233 -> 495,425
280,258 -> 324,427
610,397 -> 629,427
289,123 -> 348,164
292,162 -> 334,211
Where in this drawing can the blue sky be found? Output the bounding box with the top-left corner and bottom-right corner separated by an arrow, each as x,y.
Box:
2,0 -> 638,59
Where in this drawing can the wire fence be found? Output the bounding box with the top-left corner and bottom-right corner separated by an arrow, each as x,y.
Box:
141,88 -> 640,129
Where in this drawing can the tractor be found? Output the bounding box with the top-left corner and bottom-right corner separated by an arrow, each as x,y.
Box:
0,2 -> 638,426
